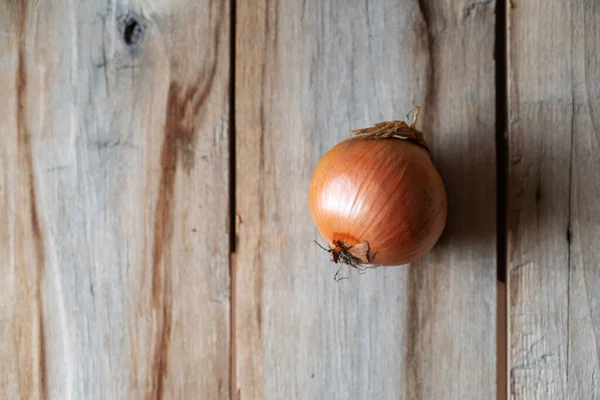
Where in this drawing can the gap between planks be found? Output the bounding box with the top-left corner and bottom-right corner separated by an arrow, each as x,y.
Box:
229,0 -> 238,399
495,0 -> 509,398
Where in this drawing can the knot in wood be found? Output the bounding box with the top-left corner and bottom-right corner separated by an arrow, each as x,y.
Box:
121,13 -> 145,49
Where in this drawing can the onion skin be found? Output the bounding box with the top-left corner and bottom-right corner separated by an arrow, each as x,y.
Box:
308,123 -> 447,266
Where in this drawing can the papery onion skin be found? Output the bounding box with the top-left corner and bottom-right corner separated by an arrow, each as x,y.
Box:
308,130 -> 447,266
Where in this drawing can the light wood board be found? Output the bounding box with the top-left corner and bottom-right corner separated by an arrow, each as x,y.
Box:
0,1 -> 231,398
235,1 -> 497,399
508,0 -> 600,398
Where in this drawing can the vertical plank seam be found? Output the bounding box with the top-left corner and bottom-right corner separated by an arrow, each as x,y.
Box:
229,0 -> 238,398
495,0 -> 508,284
566,27 -> 576,389
495,0 -> 509,398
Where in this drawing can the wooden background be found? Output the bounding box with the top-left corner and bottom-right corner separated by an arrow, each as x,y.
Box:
0,0 -> 597,399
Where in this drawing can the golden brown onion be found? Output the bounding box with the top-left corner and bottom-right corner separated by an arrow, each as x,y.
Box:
308,108 -> 447,267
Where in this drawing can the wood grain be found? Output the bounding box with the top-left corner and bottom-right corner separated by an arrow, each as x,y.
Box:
0,1 -> 230,398
508,0 -> 600,398
235,0 -> 496,399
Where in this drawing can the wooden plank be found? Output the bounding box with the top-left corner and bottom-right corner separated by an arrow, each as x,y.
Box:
0,1 -> 230,398
235,1 -> 496,399
508,0 -> 600,398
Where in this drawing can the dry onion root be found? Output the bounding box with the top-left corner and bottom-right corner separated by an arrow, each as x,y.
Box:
308,107 -> 447,279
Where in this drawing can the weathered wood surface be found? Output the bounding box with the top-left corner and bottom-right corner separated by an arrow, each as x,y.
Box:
235,0 -> 496,399
508,0 -> 600,398
0,1 -> 230,398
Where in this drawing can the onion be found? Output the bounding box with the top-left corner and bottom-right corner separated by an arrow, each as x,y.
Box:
308,107 -> 447,270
